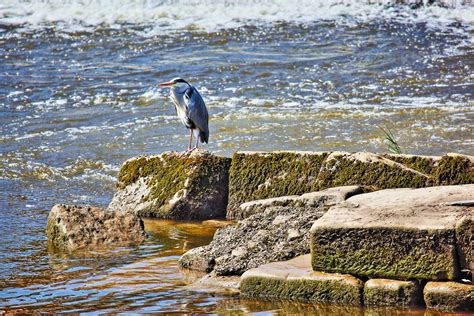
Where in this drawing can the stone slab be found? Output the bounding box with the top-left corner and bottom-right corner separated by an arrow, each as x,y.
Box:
424,281 -> 474,312
364,279 -> 421,307
227,151 -> 474,220
227,151 -> 328,219
240,255 -> 363,305
310,185 -> 474,281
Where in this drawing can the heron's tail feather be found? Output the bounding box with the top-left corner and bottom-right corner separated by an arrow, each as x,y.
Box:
199,130 -> 209,144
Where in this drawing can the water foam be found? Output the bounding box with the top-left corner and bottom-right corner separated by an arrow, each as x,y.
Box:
0,0 -> 472,35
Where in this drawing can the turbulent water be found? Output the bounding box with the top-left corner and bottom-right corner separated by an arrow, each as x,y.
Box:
0,0 -> 473,313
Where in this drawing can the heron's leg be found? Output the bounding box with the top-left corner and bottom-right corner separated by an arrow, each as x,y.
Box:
188,129 -> 193,151
195,134 -> 200,149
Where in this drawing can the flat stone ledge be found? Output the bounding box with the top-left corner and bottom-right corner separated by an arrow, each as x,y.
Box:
238,185 -> 362,220
424,281 -> 474,312
364,279 -> 421,307
240,255 -> 363,306
310,185 -> 474,281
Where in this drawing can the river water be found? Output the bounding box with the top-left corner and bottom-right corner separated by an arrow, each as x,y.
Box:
0,0 -> 473,313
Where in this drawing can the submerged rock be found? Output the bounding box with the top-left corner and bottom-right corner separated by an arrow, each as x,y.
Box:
310,184 -> 474,281
424,281 -> 474,312
46,204 -> 147,251
179,186 -> 362,275
240,255 -> 363,306
108,149 -> 231,219
184,272 -> 241,296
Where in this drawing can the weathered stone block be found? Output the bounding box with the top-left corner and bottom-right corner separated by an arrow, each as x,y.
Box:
46,204 -> 147,251
383,153 -> 474,186
238,185 -> 361,220
316,151 -> 432,190
180,186 -> 361,275
364,279 -> 421,307
108,149 -> 231,219
310,185 -> 474,281
227,152 -> 474,220
381,153 -> 440,175
227,151 -> 328,219
424,281 -> 474,312
240,255 -> 363,305
434,153 -> 474,185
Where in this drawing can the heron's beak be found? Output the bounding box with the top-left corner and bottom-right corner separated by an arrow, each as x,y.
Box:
159,81 -> 175,87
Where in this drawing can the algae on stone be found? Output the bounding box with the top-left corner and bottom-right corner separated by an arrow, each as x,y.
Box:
434,154 -> 474,185
316,152 -> 431,191
227,152 -> 474,220
240,255 -> 363,306
109,150 -> 231,219
383,153 -> 474,186
227,151 -> 328,219
310,185 -> 474,281
424,281 -> 474,312
311,227 -> 458,281
364,279 -> 421,307
381,153 -> 439,175
455,215 -> 473,280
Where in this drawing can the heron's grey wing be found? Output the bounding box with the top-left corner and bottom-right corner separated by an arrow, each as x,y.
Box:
184,87 -> 209,141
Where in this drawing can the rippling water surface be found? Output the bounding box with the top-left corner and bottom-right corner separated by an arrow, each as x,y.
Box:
0,0 -> 473,313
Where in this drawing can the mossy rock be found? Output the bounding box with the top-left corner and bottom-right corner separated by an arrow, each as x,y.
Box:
433,154 -> 474,185
109,150 -> 231,220
46,204 -> 147,251
316,152 -> 432,191
228,152 -> 474,220
381,153 -> 440,175
240,255 -> 363,305
310,185 -> 474,281
227,151 -> 328,219
364,279 -> 421,307
424,281 -> 474,312
311,227 -> 458,281
383,153 -> 474,185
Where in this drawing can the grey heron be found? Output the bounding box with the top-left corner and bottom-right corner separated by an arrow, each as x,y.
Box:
159,78 -> 209,151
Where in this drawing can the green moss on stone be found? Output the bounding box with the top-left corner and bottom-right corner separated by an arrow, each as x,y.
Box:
424,282 -> 474,312
311,227 -> 458,281
382,154 -> 437,175
46,217 -> 69,251
364,279 -> 420,307
317,157 -> 430,190
227,152 -> 328,216
434,155 -> 474,185
117,152 -> 231,218
455,216 -> 473,275
240,276 -> 362,305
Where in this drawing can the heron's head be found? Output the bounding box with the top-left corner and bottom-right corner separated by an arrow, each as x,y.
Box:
159,78 -> 189,92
